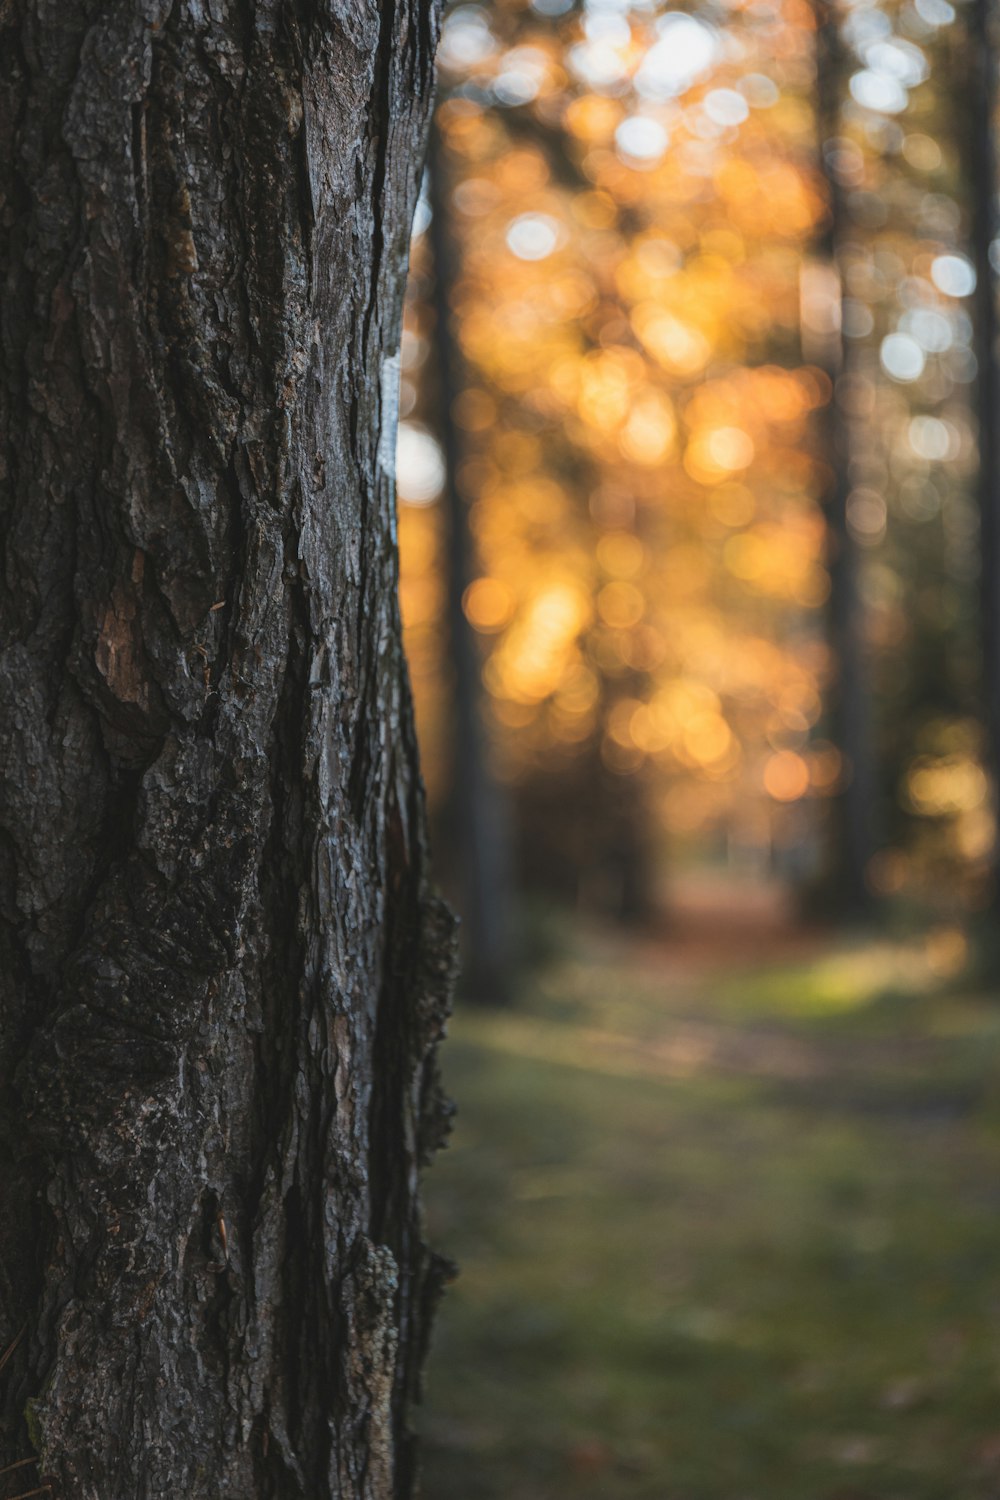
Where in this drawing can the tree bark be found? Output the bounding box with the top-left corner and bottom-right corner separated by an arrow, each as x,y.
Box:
0,4 -> 454,1497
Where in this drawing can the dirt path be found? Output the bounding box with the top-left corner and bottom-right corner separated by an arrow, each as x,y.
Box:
514,877 -> 970,1092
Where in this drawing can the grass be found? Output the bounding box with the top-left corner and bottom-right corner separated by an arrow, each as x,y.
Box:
417,905 -> 1000,1499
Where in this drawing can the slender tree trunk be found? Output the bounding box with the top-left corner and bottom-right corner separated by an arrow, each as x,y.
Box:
812,0 -> 880,916
0,5 -> 454,1497
426,124 -> 514,1005
969,0 -> 1000,899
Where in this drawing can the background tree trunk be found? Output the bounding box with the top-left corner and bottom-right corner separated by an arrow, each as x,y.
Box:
968,0 -> 1000,908
812,0 -> 880,918
426,124 -> 515,1006
0,4 -> 454,1497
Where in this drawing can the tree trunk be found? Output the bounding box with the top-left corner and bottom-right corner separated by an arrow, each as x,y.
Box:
812,0 -> 880,917
0,5 -> 454,1498
969,0 -> 1000,900
426,123 -> 515,1006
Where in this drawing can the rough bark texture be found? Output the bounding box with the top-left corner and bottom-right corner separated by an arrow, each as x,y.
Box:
0,4 -> 455,1497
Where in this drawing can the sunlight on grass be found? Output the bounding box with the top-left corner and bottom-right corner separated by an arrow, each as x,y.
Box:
719,940 -> 937,1018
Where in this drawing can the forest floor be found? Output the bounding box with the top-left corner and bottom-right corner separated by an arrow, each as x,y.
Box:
418,880 -> 1000,1500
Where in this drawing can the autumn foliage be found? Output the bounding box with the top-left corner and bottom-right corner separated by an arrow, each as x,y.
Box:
398,0 -> 991,916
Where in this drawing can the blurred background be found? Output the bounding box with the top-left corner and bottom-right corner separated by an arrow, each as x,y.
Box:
396,0 -> 1000,1491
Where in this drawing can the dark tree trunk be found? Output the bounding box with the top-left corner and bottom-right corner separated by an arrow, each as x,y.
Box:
969,0 -> 1000,898
425,124 -> 515,1006
0,5 -> 454,1498
812,0 -> 880,917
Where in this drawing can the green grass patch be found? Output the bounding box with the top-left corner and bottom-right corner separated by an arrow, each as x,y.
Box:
419,926 -> 1000,1499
